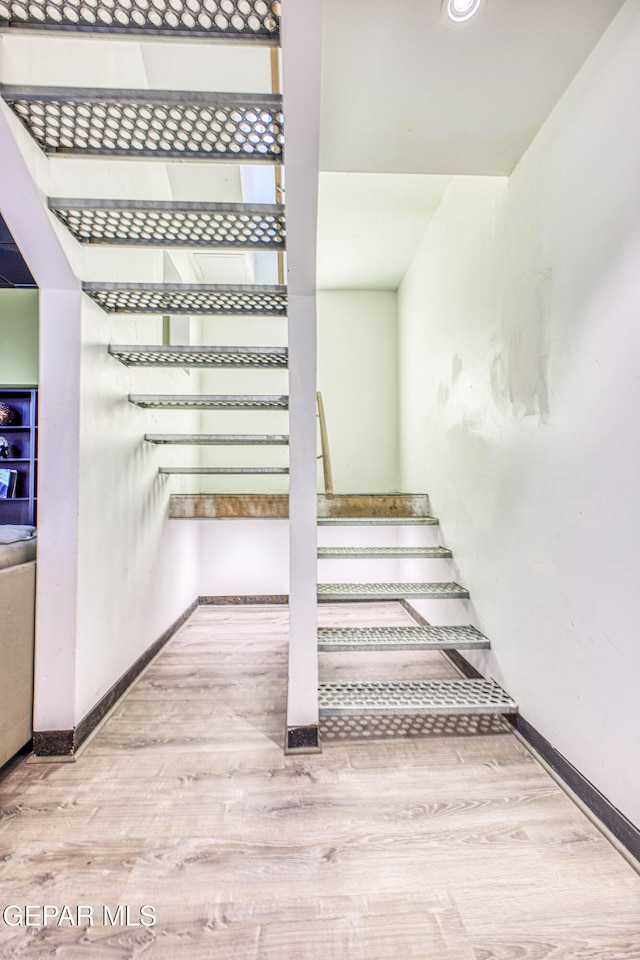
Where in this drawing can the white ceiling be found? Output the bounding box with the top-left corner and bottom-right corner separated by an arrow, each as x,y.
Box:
319,0 -> 624,176
316,172 -> 450,289
316,0 -> 624,289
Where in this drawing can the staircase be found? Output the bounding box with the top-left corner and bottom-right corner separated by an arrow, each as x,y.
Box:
0,1 -> 516,750
1,1 -> 290,492
317,500 -> 517,741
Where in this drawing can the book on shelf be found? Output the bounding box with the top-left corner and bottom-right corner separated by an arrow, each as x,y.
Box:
0,468 -> 18,498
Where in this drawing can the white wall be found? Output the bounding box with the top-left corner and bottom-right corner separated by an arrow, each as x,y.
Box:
398,0 -> 640,828
317,289 -> 399,493
0,38 -> 204,732
198,519 -> 288,597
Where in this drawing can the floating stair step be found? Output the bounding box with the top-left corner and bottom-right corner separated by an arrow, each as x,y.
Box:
318,582 -> 468,600
0,0 -> 280,42
317,516 -> 439,526
85,283 -> 287,316
159,466 -> 288,475
109,345 -> 288,368
318,679 -> 516,717
146,434 -> 288,445
50,199 -> 285,250
318,625 -> 489,652
1,87 -> 283,162
318,546 -> 451,559
129,394 -> 288,410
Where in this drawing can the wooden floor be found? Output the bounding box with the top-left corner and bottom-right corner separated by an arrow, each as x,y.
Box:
1,603 -> 639,958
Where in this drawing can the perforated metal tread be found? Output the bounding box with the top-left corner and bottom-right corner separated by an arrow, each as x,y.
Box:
159,466 -> 287,475
0,0 -> 280,42
85,283 -> 287,316
317,517 -> 439,526
317,582 -> 468,600
129,394 -> 288,410
318,625 -> 489,652
318,679 -> 516,717
2,87 -> 283,161
50,199 -> 285,249
109,345 -> 287,367
318,546 -> 451,559
145,433 -> 288,445
321,713 -> 508,740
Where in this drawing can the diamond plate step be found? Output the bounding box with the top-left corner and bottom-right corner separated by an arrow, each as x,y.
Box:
318,546 -> 451,559
2,87 -> 283,162
146,434 -> 288,445
317,582 -> 468,600
85,283 -> 287,316
318,625 -> 489,652
50,199 -> 285,250
0,0 -> 280,42
129,394 -> 288,410
317,517 -> 439,526
318,679 -> 516,717
109,345 -> 287,368
159,466 -> 288,475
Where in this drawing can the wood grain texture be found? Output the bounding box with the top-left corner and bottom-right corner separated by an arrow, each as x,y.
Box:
1,603 -> 639,959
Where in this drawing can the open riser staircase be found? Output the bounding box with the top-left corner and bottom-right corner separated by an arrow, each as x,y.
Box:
317,504 -> 517,742
0,0 -> 516,749
1,1 -> 291,496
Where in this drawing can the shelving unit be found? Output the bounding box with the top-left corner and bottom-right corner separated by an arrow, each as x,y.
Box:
0,388 -> 37,525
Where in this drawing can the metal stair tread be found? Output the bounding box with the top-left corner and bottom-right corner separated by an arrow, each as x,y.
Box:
318,678 -> 516,717
50,199 -> 285,249
0,0 -> 281,42
109,345 -> 288,367
159,467 -> 288,475
318,546 -> 452,559
145,434 -> 289,445
84,282 -> 287,316
129,394 -> 288,410
318,625 -> 489,651
317,516 -> 439,526
2,86 -> 283,162
317,582 -> 469,600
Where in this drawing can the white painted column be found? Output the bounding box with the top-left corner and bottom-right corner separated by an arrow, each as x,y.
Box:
281,0 -> 324,751
0,105 -> 81,743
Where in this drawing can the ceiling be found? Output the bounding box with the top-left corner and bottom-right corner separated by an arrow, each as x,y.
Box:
315,0 -> 624,288
320,0 -> 624,176
316,172 -> 450,289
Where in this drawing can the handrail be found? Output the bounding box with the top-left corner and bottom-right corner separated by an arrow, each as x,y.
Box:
316,391 -> 334,499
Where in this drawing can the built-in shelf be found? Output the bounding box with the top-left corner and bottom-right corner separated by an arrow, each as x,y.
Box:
0,387 -> 37,525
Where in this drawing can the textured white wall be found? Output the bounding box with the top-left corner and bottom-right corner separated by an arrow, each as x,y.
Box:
317,290 -> 399,494
398,0 -> 640,828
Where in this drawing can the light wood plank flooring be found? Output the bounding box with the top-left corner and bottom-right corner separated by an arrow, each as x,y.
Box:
1,603 -> 639,959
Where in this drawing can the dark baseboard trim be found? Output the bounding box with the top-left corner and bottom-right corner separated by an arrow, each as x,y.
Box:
509,713 -> 640,863
436,641 -> 640,864
33,598 -> 199,758
199,594 -> 288,605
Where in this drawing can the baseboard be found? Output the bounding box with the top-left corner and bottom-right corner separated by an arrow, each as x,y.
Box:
424,631 -> 640,865
199,595 -> 288,605
33,598 -> 199,758
510,713 -> 640,864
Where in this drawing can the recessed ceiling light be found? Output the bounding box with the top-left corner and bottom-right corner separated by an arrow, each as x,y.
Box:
443,0 -> 484,24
